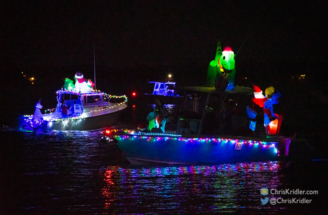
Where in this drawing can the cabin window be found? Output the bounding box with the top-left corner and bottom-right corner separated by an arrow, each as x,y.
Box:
87,95 -> 101,103
154,83 -> 159,90
62,94 -> 79,101
159,83 -> 165,90
103,95 -> 109,102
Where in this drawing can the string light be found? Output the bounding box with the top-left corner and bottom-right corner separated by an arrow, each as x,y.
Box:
103,129 -> 279,153
23,94 -> 128,125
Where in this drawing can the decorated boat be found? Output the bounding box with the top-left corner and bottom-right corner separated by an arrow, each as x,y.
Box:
20,72 -> 128,132
103,86 -> 296,165
102,40 -> 313,165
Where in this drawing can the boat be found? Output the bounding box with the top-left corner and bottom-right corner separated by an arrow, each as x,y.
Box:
103,41 -> 313,165
20,73 -> 127,132
102,86 -> 305,164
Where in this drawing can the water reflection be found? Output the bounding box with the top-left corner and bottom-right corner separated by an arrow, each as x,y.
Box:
15,130 -> 324,214
102,162 -> 284,213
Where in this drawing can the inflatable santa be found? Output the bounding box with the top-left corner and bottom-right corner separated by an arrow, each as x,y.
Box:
74,72 -> 93,93
252,85 -> 281,130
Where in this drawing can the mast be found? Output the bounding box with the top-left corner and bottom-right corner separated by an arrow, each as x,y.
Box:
93,44 -> 96,89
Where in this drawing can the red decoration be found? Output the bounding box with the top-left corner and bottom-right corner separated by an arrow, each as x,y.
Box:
223,47 -> 233,52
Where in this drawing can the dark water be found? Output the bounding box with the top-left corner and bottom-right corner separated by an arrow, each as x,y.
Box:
1,103 -> 328,214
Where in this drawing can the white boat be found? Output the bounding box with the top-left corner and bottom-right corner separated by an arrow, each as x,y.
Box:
20,75 -> 127,131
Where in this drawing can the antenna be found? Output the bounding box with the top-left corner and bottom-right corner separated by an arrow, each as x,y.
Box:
235,35 -> 249,57
93,44 -> 96,89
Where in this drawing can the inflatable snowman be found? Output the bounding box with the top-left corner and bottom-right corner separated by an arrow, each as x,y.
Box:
74,72 -> 93,93
32,99 -> 43,124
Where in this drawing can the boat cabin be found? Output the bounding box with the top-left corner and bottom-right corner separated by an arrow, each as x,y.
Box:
177,86 -> 282,137
55,90 -> 84,117
81,92 -> 109,108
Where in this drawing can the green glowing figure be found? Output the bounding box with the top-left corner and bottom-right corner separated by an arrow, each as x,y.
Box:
206,40 -> 236,91
63,78 -> 75,90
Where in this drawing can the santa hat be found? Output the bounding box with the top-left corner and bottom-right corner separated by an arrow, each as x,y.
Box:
137,123 -> 147,131
223,47 -> 233,53
75,72 -> 85,83
253,85 -> 265,98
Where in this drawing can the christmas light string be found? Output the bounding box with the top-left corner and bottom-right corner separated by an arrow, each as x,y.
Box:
23,94 -> 128,123
101,129 -> 279,154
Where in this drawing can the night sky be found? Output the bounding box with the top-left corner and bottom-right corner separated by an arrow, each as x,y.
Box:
1,0 -> 327,72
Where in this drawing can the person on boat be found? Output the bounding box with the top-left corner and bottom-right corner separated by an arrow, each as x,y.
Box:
246,104 -> 257,133
215,72 -> 229,92
146,99 -> 168,133
137,122 -> 147,131
61,101 -> 70,118
220,99 -> 233,135
245,102 -> 266,137
32,99 -> 43,124
202,100 -> 221,135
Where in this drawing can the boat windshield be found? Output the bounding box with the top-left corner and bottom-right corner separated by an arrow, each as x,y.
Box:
180,91 -> 207,119
103,95 -> 109,102
86,95 -> 102,103
62,94 -> 79,101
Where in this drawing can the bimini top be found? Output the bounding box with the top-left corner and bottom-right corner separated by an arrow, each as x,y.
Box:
149,81 -> 176,85
179,86 -> 253,95
149,81 -> 177,96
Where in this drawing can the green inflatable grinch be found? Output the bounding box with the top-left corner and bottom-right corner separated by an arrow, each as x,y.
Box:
63,78 -> 75,90
206,40 -> 236,91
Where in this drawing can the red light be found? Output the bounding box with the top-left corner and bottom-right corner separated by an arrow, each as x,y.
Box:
105,130 -> 111,134
132,92 -> 136,96
132,105 -> 136,108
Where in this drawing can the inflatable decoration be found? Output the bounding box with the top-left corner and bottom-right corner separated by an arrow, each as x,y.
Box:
252,85 -> 281,133
74,72 -> 93,93
246,106 -> 257,131
87,79 -> 95,88
206,40 -> 236,91
32,99 -> 44,128
206,40 -> 223,87
63,78 -> 75,90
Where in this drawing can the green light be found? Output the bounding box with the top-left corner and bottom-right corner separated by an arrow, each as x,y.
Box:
219,50 -> 235,70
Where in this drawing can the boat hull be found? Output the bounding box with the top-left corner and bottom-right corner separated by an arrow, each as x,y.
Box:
48,108 -> 124,130
115,135 -> 280,165
20,108 -> 126,132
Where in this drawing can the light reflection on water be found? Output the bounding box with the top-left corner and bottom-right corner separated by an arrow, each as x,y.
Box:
101,162 -> 284,213
13,129 -> 325,214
